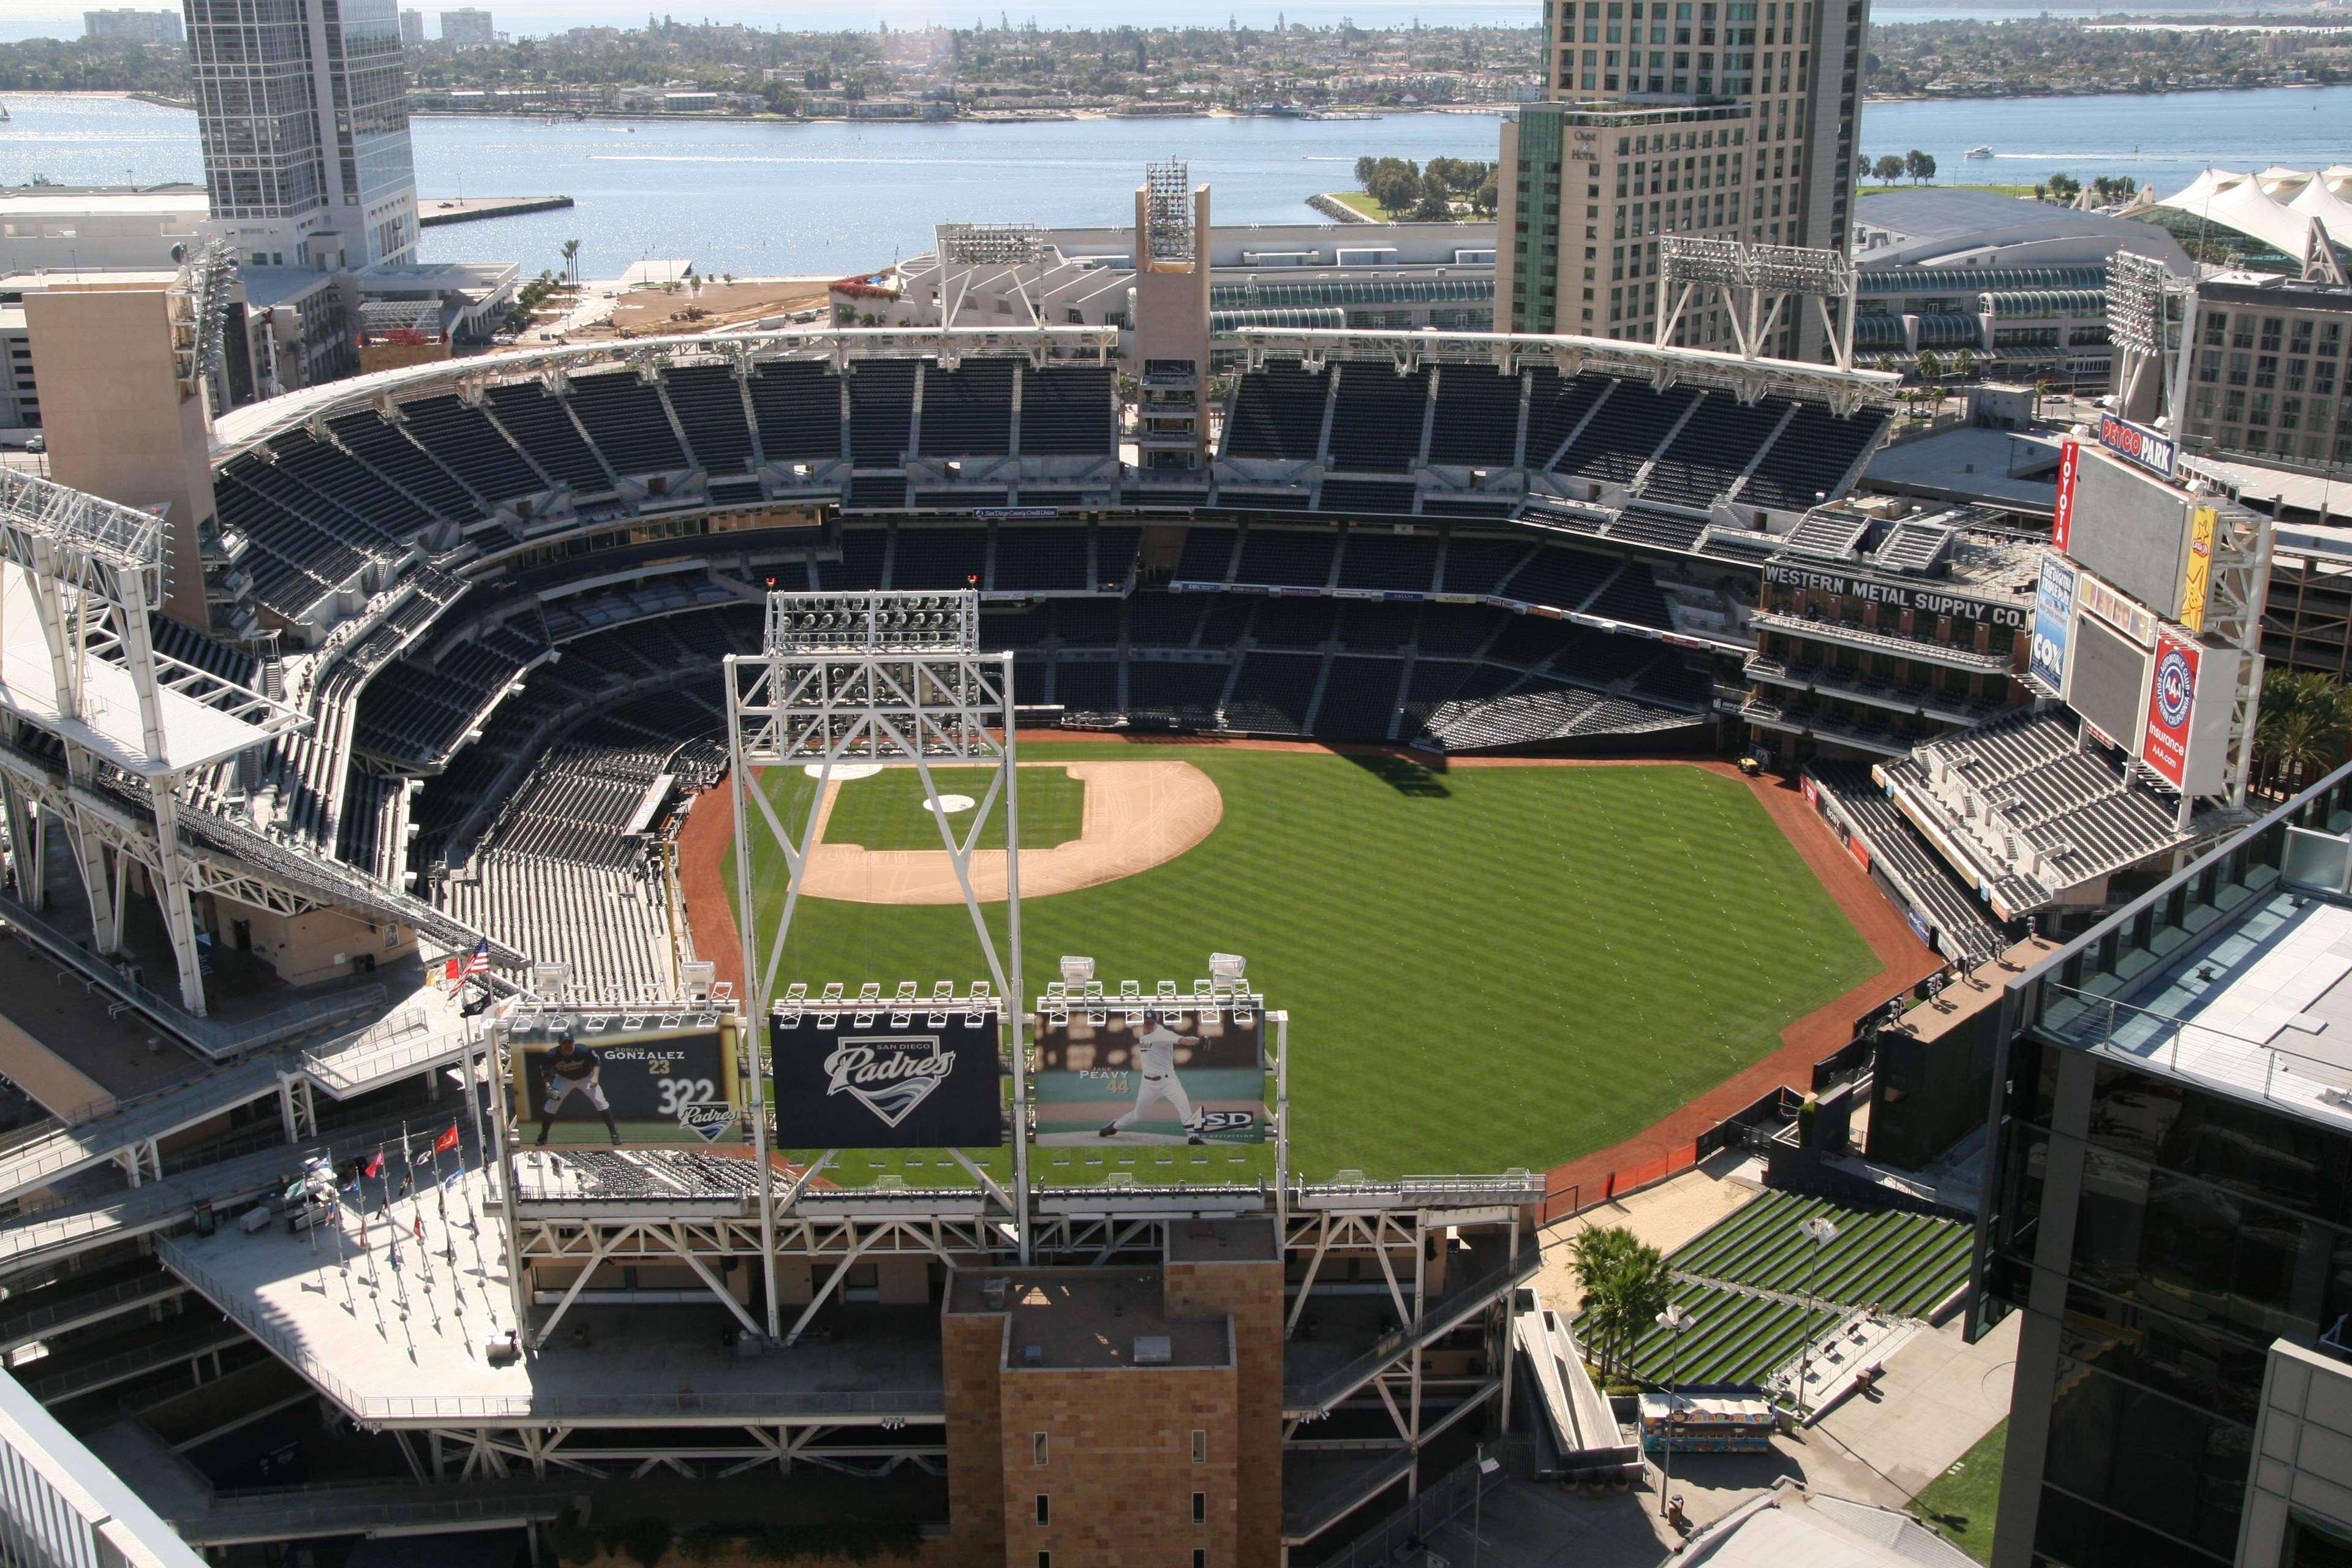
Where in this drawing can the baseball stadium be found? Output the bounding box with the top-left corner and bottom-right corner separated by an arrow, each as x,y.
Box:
0,169 -> 2010,1568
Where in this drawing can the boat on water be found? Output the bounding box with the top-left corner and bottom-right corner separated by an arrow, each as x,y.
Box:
0,103 -> 12,123
1966,144 -> 1995,159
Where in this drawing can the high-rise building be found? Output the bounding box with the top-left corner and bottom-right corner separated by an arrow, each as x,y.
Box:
183,0 -> 418,271
439,7 -> 494,46
399,7 -> 424,45
1972,765 -> 2352,1568
1494,0 -> 1868,359
83,7 -> 183,43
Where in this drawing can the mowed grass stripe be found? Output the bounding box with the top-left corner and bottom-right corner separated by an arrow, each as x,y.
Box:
720,749 -> 1879,1181
823,766 -> 1085,851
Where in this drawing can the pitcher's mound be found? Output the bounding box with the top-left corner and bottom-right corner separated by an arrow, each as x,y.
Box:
798,760 -> 1219,905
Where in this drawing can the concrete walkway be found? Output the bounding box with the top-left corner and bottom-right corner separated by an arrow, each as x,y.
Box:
1528,1156 -> 1765,1319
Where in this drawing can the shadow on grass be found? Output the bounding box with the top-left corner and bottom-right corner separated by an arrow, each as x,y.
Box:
1342,750 -> 1452,797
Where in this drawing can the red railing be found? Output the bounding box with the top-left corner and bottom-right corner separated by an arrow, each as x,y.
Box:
1534,1139 -> 1703,1226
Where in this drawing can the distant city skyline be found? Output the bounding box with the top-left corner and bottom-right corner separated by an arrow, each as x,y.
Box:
2,0 -> 2154,45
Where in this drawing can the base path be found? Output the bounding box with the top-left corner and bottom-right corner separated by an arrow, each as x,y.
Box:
671,760 -> 1223,997
797,760 -> 1221,905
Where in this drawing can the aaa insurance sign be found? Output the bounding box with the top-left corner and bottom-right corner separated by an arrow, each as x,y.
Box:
2141,632 -> 2201,789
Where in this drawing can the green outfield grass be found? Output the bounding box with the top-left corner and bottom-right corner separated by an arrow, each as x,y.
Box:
820,766 -> 1085,851
720,746 -> 1879,1187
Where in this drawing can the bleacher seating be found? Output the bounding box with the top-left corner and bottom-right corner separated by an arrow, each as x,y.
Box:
917,360 -> 1015,456
1498,545 -> 1613,612
1335,530 -> 1440,593
1234,527 -> 1338,588
1742,401 -> 1891,511
892,526 -> 990,590
1126,660 -> 1229,728
1327,363 -> 1429,472
1317,479 -> 1419,516
565,371 -> 690,477
1020,366 -> 1115,456
1521,370 -> 1611,468
328,409 -> 478,519
1607,507 -> 1710,553
1313,656 -> 1403,739
1639,394 -> 1784,508
1248,597 -> 1340,650
986,527 -> 1072,592
658,363 -> 756,474
1427,366 -> 1523,467
1555,383 -> 1695,486
486,383 -> 609,491
1174,527 -> 1238,584
1223,653 -> 1319,735
1808,763 -> 2007,963
749,362 -> 843,460
1222,360 -> 1328,461
847,360 -> 918,465
399,394 -> 545,503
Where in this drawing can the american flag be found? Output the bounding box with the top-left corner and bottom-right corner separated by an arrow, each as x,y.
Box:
462,938 -> 490,978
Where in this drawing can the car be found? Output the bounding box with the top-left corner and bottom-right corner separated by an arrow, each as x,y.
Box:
22,434 -> 43,453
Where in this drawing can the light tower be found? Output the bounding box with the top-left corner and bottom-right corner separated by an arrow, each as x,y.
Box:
723,590 -> 1031,1320
1131,159 -> 1213,469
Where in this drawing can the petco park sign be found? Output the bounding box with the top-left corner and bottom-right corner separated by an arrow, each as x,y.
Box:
2097,412 -> 2178,481
1763,564 -> 2028,629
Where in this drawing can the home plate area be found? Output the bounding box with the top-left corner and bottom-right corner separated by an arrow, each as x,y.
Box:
796,760 -> 1222,905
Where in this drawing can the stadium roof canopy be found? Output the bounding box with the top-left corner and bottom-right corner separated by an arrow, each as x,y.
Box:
2155,168 -> 2352,260
1851,187 -> 2187,275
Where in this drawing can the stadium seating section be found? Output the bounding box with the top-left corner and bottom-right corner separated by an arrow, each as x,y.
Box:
1623,1191 -> 1973,1388
186,341 -> 1914,994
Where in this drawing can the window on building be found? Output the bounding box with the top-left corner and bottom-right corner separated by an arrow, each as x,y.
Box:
1194,1554 -> 1207,1568
1193,1430 -> 1208,1463
1033,1433 -> 1048,1465
1036,1496 -> 1049,1526
1038,1555 -> 1050,1568
1193,1493 -> 1207,1525
2261,316 -> 2284,352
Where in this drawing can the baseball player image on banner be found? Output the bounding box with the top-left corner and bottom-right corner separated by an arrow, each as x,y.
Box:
507,1018 -> 744,1147
1031,1001 -> 1267,1145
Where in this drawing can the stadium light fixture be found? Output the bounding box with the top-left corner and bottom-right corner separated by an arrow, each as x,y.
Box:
1060,956 -> 1096,986
1208,952 -> 1247,981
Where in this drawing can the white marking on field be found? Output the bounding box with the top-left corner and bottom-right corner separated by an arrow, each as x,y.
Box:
804,763 -> 883,781
925,794 -> 977,815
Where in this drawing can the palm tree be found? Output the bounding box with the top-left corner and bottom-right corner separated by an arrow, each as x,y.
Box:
2255,669 -> 2352,794
1569,1225 -> 1672,1378
560,238 -> 580,289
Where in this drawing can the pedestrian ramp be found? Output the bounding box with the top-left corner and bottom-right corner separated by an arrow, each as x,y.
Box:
1511,1287 -> 1641,1480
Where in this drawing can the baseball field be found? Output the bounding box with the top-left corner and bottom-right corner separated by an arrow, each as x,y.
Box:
703,741 -> 1883,1188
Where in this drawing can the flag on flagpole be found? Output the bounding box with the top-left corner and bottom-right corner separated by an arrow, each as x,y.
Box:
442,954 -> 463,987
362,1150 -> 383,1179
432,1124 -> 460,1155
463,938 -> 490,979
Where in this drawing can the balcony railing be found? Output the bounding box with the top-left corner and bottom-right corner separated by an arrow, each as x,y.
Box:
1752,610 -> 2014,674
0,1367 -> 206,1567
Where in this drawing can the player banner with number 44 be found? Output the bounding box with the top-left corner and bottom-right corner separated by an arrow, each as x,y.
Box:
507,1017 -> 746,1147
1031,1001 -> 1267,1146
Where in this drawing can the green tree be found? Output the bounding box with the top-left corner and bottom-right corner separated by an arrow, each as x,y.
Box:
2045,172 -> 2082,205
1904,148 -> 1937,184
1569,1226 -> 1673,1378
559,237 -> 580,288
1951,347 -> 1977,382
2255,670 -> 2352,794
1872,153 -> 1905,186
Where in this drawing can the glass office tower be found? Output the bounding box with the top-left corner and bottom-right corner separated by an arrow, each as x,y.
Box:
1974,765 -> 2352,1568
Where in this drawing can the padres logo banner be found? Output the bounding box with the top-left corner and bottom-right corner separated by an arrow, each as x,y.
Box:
2141,633 -> 2201,790
769,1008 -> 1005,1149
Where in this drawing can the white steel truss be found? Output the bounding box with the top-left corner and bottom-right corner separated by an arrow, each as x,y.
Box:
224,326 -> 1119,463
1235,325 -> 1895,417
1656,236 -> 1861,371
0,468 -> 305,1012
725,588 -> 1030,1335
